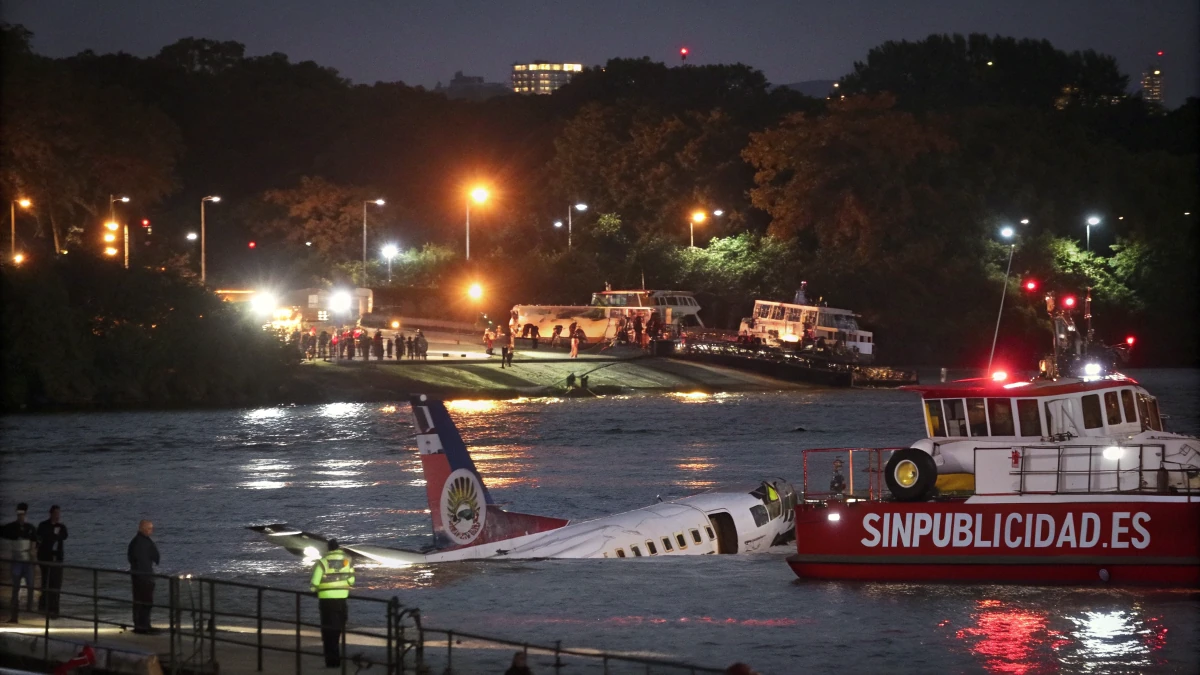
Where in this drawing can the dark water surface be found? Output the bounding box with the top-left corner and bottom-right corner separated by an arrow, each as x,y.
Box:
2,369 -> 1198,673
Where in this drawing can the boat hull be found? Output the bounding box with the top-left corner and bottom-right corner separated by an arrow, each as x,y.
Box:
788,497 -> 1200,586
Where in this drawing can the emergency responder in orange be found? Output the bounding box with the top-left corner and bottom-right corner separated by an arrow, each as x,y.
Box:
310,539 -> 355,668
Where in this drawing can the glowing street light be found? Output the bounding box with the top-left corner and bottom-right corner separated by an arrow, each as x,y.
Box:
103,233 -> 117,243
465,187 -> 489,261
11,197 -> 31,258
381,244 -> 399,283
330,291 -> 353,315
563,202 -> 588,248
362,198 -> 385,285
13,253 -> 24,264
186,232 -> 198,241
105,195 -> 131,269
689,211 -> 707,248
468,283 -> 483,300
988,226 -> 1018,373
200,196 -> 220,285
1085,215 -> 1101,252
250,292 -> 277,315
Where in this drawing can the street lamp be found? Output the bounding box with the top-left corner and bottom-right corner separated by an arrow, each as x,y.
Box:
186,232 -> 198,241
381,244 -> 398,283
109,195 -> 130,268
566,203 -> 587,248
200,196 -> 220,285
987,226 -> 1017,373
690,211 -> 707,248
468,283 -> 483,300
11,198 -> 31,258
362,198 -> 385,285
465,187 -> 488,261
1085,215 -> 1101,252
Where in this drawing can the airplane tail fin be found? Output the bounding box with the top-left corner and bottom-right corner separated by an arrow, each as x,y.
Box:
411,395 -> 567,550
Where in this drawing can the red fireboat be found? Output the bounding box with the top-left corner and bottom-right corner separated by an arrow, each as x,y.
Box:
787,291 -> 1200,585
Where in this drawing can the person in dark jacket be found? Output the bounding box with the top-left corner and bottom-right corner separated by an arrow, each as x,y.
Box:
36,505 -> 68,617
2,503 -> 37,623
504,651 -> 533,675
126,520 -> 160,633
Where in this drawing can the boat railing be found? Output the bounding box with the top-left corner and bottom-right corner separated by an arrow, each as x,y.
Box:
800,448 -> 897,503
971,444 -> 1197,501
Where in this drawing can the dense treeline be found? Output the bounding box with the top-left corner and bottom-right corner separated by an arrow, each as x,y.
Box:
1,24 -> 1197,404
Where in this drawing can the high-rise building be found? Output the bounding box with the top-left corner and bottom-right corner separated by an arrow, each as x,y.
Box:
511,61 -> 582,94
1142,51 -> 1165,107
1141,65 -> 1164,106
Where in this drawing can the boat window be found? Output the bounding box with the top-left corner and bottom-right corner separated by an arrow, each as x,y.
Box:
771,305 -> 785,320
926,400 -> 946,437
615,548 -> 625,558
646,540 -> 658,555
690,529 -> 703,544
1145,397 -> 1162,431
943,399 -> 967,436
966,398 -> 988,436
662,537 -> 673,552
1016,399 -> 1042,437
749,505 -> 769,527
666,297 -> 678,305
1103,391 -> 1122,426
786,307 -> 802,321
755,304 -> 769,319
1081,394 -> 1104,429
705,526 -> 715,540
675,533 -> 688,549
987,398 -> 1015,436
631,545 -> 643,557
1121,389 -> 1137,423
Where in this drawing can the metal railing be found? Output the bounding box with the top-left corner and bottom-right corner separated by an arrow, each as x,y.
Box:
995,443 -> 1198,500
0,559 -> 724,674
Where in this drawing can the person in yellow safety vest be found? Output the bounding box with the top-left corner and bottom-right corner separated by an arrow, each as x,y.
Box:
310,539 -> 355,668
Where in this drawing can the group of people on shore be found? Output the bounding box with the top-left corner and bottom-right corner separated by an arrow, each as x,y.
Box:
289,327 -> 428,362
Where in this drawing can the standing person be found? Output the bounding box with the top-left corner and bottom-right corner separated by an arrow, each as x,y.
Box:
499,329 -> 510,369
2,503 -> 37,623
126,520 -> 160,634
310,539 -> 355,669
359,333 -> 370,361
318,330 -> 330,359
330,332 -> 339,359
569,328 -> 580,358
633,314 -> 644,347
550,325 -> 562,349
36,505 -> 67,618
567,321 -> 578,344
530,324 -> 540,350
373,330 -> 384,361
406,336 -> 415,360
505,651 -> 533,675
504,331 -> 515,367
386,338 -> 393,359
415,331 -> 428,360
484,329 -> 495,356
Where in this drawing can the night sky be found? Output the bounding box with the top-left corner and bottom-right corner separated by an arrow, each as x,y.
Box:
4,0 -> 1197,107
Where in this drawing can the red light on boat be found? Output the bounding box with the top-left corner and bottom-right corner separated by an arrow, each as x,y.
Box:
1126,336 -> 1136,346
991,371 -> 1008,382
1063,296 -> 1076,308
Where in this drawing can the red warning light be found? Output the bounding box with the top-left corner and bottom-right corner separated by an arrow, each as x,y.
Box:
1023,280 -> 1038,291
141,219 -> 150,227
1126,336 -> 1136,346
248,241 -> 256,249
680,47 -> 689,61
1063,296 -> 1076,308
1157,51 -> 1164,57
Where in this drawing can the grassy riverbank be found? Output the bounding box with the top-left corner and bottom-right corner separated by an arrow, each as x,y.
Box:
281,354 -> 805,403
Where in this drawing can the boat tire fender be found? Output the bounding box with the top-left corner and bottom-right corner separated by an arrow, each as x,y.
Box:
884,448 -> 938,502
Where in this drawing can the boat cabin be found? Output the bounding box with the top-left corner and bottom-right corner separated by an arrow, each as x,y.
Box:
739,300 -> 874,359
905,374 -> 1164,441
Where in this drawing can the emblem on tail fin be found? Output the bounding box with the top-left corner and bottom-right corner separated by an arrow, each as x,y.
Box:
440,468 -> 487,544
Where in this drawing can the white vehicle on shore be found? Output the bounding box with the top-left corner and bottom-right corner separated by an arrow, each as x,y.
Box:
513,289 -> 704,341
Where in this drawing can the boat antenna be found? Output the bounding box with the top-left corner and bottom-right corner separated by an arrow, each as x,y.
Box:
1084,287 -> 1094,343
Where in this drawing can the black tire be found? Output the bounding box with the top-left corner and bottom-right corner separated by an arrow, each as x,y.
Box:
884,448 -> 938,502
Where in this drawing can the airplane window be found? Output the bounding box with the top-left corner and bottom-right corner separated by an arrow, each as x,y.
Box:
631,545 -> 642,557
705,526 -> 715,540
646,540 -> 658,555
690,529 -> 703,544
662,537 -> 673,552
675,533 -> 688,549
615,549 -> 625,558
750,505 -> 769,527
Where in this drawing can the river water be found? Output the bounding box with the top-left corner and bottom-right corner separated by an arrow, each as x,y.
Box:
2,369 -> 1198,673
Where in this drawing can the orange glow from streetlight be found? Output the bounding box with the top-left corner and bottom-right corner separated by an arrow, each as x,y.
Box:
103,233 -> 116,243
468,283 -> 483,299
470,187 -> 489,204
13,253 -> 25,264
17,199 -> 31,208
105,221 -> 119,231
691,211 -> 707,223
104,247 -> 119,256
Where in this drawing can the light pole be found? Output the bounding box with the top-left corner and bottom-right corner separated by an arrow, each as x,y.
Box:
690,211 -> 707,248
109,195 -> 130,268
11,198 -> 30,260
362,198 -> 385,285
466,187 -> 488,261
1085,215 -> 1101,252
200,196 -> 220,285
381,244 -> 398,283
987,226 -> 1016,373
567,203 -> 587,248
